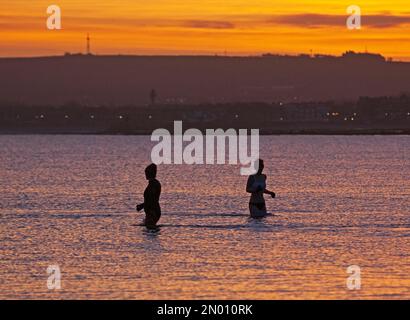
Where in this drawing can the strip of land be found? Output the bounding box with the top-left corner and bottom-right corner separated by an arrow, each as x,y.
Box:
1,96 -> 409,135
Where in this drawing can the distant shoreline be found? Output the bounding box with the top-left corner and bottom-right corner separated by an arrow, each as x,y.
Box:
1,96 -> 409,136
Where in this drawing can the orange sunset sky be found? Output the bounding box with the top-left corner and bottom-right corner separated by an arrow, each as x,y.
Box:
1,0 -> 410,60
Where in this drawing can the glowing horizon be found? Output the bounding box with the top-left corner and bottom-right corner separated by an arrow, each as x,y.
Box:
1,0 -> 410,61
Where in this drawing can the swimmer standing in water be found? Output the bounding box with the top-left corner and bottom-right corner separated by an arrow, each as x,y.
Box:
246,159 -> 275,218
136,163 -> 162,229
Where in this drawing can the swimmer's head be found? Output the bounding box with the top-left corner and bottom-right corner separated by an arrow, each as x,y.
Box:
145,163 -> 157,180
257,159 -> 264,174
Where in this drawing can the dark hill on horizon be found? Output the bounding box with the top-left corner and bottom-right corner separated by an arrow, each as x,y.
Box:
1,52 -> 410,106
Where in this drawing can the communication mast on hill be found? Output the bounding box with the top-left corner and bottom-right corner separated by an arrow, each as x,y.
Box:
86,33 -> 91,55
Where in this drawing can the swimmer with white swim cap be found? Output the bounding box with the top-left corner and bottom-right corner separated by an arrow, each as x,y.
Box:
246,159 -> 275,218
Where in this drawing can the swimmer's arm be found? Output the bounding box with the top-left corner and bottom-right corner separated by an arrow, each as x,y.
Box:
262,175 -> 275,197
264,189 -> 276,198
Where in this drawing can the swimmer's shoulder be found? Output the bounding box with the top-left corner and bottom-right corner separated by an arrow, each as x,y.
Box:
149,178 -> 161,188
154,178 -> 161,188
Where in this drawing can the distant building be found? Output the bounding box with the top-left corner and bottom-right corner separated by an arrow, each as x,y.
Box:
341,51 -> 386,62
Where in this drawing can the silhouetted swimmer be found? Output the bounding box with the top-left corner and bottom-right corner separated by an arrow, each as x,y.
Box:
136,164 -> 162,229
246,159 -> 275,218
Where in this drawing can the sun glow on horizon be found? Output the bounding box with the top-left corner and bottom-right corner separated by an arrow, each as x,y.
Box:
1,0 -> 410,60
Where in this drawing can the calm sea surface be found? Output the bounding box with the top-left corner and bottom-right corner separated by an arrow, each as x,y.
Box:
0,135 -> 409,299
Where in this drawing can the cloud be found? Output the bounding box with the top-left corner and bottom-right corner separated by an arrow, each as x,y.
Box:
182,20 -> 235,29
2,12 -> 410,34
364,14 -> 410,28
265,13 -> 410,29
